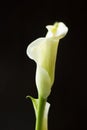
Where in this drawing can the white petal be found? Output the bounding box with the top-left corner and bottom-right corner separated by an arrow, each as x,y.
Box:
46,22 -> 68,39
56,22 -> 68,38
36,64 -> 51,98
26,38 -> 45,61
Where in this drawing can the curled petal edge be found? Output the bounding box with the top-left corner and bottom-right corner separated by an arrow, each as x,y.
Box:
46,22 -> 68,39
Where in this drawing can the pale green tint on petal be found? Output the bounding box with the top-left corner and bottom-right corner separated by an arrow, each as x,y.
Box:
27,38 -> 59,98
27,37 -> 59,84
46,22 -> 68,39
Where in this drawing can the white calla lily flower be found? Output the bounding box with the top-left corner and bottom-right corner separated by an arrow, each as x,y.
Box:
27,22 -> 68,98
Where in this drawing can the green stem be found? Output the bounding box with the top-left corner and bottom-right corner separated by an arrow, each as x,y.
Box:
35,96 -> 47,130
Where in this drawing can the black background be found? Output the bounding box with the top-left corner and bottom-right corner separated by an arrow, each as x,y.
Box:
0,0 -> 87,129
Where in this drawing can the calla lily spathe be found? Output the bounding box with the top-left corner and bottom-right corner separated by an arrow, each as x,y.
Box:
27,22 -> 68,98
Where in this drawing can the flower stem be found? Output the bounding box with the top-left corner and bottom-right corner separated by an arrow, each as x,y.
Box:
35,96 -> 47,130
